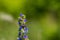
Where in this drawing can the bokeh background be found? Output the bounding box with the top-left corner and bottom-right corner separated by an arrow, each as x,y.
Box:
0,0 -> 60,40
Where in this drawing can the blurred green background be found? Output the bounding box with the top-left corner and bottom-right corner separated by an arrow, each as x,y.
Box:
0,0 -> 60,40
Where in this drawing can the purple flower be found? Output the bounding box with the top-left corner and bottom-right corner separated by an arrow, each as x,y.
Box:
24,19 -> 27,22
23,35 -> 28,38
20,13 -> 23,16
